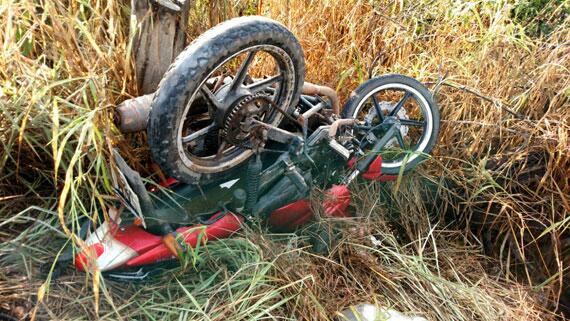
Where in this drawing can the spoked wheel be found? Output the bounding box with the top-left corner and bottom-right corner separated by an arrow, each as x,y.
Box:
148,16 -> 305,185
342,74 -> 440,175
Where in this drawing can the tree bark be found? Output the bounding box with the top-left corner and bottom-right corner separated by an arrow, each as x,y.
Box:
131,0 -> 191,94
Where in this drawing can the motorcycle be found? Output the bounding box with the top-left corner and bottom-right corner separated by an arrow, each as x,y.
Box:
72,16 -> 440,280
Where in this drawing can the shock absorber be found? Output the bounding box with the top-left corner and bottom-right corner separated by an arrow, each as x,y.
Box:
245,153 -> 262,214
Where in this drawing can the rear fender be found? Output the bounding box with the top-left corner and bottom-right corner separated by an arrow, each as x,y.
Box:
75,222 -> 162,272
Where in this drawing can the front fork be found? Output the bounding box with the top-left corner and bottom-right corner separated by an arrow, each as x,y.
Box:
345,123 -> 398,184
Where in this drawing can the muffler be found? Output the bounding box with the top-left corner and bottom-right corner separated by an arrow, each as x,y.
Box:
114,93 -> 154,133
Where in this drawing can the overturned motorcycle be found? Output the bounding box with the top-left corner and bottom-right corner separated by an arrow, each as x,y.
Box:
72,16 -> 440,279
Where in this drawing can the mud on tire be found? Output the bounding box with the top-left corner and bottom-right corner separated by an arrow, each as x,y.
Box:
148,16 -> 305,185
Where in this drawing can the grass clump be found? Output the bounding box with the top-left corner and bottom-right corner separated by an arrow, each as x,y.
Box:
512,0 -> 570,37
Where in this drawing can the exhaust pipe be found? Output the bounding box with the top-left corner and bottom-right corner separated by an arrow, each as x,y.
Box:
114,94 -> 154,133
301,82 -> 340,115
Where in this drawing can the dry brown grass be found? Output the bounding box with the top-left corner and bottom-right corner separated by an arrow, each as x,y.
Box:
0,0 -> 568,320
262,0 -> 569,314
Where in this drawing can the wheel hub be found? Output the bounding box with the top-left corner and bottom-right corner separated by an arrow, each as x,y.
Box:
366,101 -> 410,147
220,93 -> 272,147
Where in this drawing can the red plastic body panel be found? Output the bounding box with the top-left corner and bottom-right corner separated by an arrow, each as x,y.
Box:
148,177 -> 179,193
126,212 -> 244,267
159,177 -> 179,188
347,156 -> 397,182
114,225 -> 163,254
267,184 -> 352,231
267,199 -> 313,230
322,184 -> 352,218
75,243 -> 104,271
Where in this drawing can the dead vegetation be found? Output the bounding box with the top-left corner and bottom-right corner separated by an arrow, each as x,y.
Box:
0,0 -> 568,320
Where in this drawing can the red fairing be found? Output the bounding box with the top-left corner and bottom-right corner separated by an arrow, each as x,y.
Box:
323,184 -> 351,218
114,225 -> 163,254
74,223 -> 164,272
126,212 -> 244,267
75,243 -> 104,271
347,156 -> 397,181
159,177 -> 178,188
267,199 -> 313,231
149,177 -> 179,193
268,184 -> 353,230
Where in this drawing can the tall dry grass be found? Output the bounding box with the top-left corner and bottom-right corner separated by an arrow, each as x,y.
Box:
263,0 -> 569,312
0,0 -> 568,320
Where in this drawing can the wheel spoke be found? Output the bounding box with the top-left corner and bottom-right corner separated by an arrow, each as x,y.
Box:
182,123 -> 216,144
200,86 -> 222,110
389,92 -> 411,117
371,95 -> 384,122
215,141 -> 227,160
399,119 -> 425,127
229,50 -> 257,92
394,130 -> 406,149
246,74 -> 283,93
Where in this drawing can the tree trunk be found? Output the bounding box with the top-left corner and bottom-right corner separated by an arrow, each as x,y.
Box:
131,0 -> 191,94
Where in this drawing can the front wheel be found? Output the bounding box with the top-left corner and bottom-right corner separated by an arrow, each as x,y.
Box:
342,74 -> 440,175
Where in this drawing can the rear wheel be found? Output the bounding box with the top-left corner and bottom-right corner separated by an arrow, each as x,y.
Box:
342,74 -> 440,175
148,16 -> 305,185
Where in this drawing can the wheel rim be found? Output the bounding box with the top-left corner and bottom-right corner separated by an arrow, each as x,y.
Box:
175,45 -> 297,174
351,83 -> 433,169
